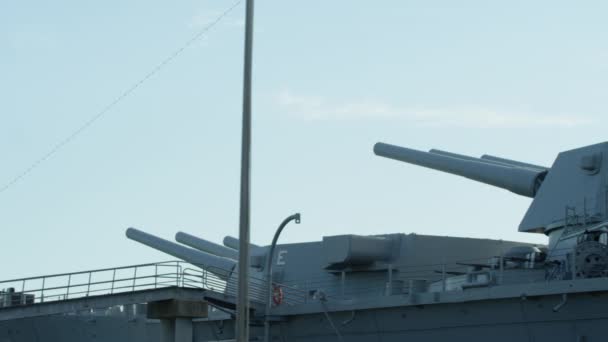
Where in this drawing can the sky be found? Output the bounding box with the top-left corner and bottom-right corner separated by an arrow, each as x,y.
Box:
1,0 -> 608,279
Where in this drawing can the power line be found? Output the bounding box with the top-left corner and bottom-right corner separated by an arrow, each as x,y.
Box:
0,0 -> 243,195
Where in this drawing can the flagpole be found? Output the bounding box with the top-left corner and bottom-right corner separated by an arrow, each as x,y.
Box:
236,0 -> 255,340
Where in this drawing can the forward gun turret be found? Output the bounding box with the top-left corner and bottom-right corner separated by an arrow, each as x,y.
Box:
374,141 -> 608,238
374,142 -> 548,198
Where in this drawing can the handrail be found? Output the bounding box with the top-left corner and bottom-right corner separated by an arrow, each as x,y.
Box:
0,260 -> 178,284
0,261 -> 205,308
0,260 -> 314,310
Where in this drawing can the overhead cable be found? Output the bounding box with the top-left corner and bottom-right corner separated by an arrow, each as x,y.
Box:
0,0 -> 243,194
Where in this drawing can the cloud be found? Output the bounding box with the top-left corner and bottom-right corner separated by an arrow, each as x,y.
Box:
274,89 -> 593,128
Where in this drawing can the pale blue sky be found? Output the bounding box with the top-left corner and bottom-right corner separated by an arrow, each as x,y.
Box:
1,1 -> 608,278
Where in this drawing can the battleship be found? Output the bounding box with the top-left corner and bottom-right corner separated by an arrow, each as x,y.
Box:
2,1 -> 606,341
2,141 -> 608,341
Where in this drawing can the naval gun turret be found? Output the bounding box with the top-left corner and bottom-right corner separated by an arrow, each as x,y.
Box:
375,141 -> 608,273
126,228 -> 237,280
373,142 -> 548,198
125,227 -> 269,304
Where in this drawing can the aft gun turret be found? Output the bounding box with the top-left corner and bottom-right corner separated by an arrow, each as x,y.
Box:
126,228 -> 236,280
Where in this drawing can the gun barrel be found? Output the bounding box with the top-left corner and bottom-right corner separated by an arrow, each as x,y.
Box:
223,236 -> 262,252
430,149 -> 514,167
126,228 -> 235,279
176,232 -> 238,260
481,154 -> 548,171
374,142 -> 547,197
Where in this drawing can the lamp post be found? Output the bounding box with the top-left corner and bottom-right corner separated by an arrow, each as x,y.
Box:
236,0 -> 255,340
264,213 -> 301,342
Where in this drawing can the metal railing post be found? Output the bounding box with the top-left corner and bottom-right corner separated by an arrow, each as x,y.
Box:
86,272 -> 92,297
66,274 -> 72,300
110,269 -> 116,294
176,262 -> 179,287
41,277 -> 46,303
154,264 -> 158,289
132,267 -> 138,291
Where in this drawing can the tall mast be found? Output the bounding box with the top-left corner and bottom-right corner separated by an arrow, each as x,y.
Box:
236,0 -> 255,340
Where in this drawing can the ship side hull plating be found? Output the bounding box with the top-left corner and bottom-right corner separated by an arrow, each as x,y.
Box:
2,291 -> 607,342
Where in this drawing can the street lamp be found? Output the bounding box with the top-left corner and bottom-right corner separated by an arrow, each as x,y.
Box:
264,213 -> 301,342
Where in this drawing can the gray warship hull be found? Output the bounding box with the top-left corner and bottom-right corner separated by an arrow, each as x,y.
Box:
2,288 -> 607,342
5,141 -> 608,341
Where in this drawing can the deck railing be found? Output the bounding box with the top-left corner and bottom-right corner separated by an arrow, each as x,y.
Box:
0,243 -> 601,312
0,260 -> 308,309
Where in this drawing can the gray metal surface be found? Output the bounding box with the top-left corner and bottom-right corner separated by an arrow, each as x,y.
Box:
3,291 -> 608,342
0,287 -> 205,321
519,142 -> 608,233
